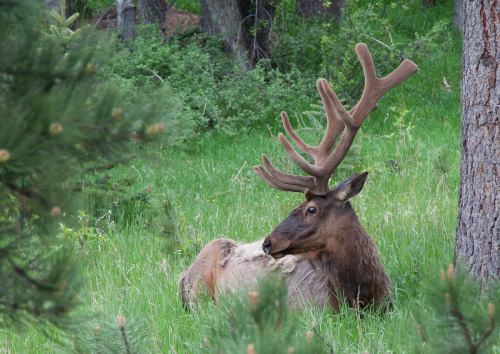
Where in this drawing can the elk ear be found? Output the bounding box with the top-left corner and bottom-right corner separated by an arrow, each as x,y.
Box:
331,172 -> 368,202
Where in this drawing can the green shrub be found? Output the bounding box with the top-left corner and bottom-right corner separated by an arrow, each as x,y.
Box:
320,5 -> 403,107
407,20 -> 455,61
110,27 -> 317,133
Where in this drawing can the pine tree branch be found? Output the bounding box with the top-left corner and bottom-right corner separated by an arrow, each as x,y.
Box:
475,317 -> 496,352
85,156 -> 136,173
5,182 -> 49,208
8,258 -> 57,292
449,306 -> 477,354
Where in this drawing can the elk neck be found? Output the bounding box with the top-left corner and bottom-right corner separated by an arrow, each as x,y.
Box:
318,202 -> 390,308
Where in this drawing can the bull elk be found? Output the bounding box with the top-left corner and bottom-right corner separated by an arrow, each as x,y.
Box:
179,43 -> 417,310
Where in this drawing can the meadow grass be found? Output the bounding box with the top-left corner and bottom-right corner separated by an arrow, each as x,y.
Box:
1,27 -> 483,353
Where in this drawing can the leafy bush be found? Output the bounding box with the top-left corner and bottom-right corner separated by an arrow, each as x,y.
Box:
407,20 -> 455,61
111,27 -> 317,134
319,5 -> 403,107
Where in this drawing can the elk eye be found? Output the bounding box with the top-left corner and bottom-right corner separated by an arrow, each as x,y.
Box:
306,206 -> 317,215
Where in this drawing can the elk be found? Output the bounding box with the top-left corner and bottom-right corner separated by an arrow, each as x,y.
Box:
179,43 -> 417,310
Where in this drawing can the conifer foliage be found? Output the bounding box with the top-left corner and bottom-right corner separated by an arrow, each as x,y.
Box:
0,0 -> 166,328
202,275 -> 327,354
416,264 -> 499,353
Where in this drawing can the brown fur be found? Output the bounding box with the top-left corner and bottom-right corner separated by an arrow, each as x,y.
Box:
179,238 -> 236,308
321,204 -> 390,308
263,175 -> 391,309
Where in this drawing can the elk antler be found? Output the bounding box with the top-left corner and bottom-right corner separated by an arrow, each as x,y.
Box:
254,43 -> 418,196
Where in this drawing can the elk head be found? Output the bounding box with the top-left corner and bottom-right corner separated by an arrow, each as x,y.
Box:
255,43 -> 417,259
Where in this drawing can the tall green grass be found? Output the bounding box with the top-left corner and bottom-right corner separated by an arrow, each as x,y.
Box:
0,30 -> 473,352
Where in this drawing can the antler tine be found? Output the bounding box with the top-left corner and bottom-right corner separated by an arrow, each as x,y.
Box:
278,133 -> 320,176
261,155 -> 315,189
253,165 -> 311,193
379,60 -> 419,91
322,43 -> 417,174
351,43 -> 418,125
320,79 -> 357,129
280,112 -> 316,155
279,78 -> 350,174
317,79 -> 346,156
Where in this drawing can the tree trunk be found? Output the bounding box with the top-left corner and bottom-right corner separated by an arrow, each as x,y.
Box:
137,0 -> 168,35
240,0 -> 276,66
452,0 -> 464,33
200,0 -> 248,69
44,0 -> 73,18
117,0 -> 136,42
200,0 -> 276,69
455,1 -> 499,280
296,0 -> 345,22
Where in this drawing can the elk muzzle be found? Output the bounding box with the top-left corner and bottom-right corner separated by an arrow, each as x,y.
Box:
262,237 -> 272,255
262,236 -> 292,258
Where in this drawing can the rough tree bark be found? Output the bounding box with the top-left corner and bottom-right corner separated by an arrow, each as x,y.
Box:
137,0 -> 168,35
117,0 -> 136,42
200,0 -> 276,69
452,0 -> 464,33
44,0 -> 73,18
296,0 -> 345,22
455,1 -> 499,280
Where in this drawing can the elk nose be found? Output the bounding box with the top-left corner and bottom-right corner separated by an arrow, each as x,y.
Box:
262,237 -> 272,255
